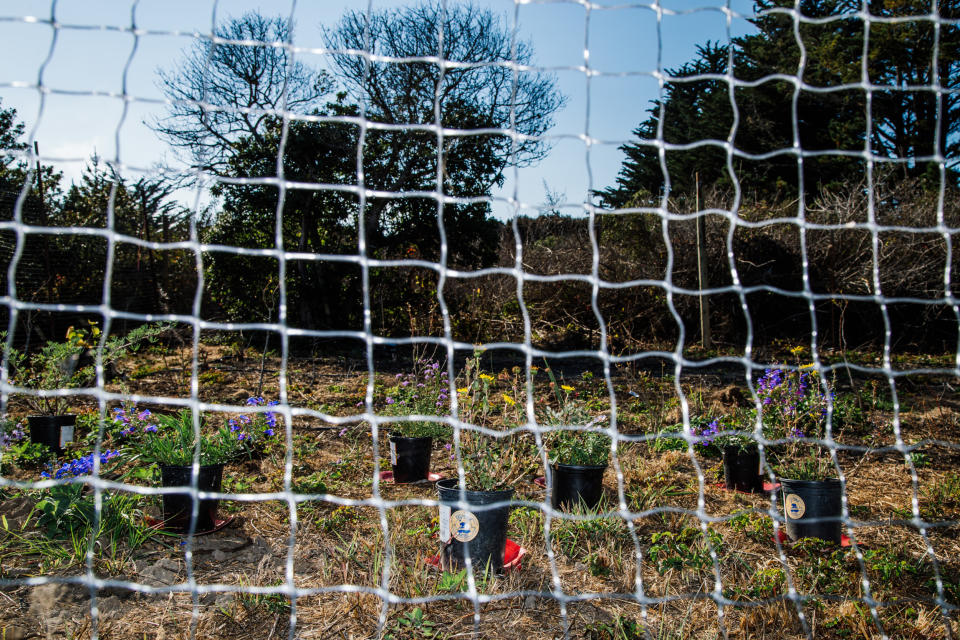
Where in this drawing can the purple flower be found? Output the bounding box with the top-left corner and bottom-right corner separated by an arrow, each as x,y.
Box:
356,401 -> 364,408
444,443 -> 452,451
137,410 -> 152,420
144,425 -> 158,433
238,433 -> 248,441
264,429 -> 275,437
339,428 -> 348,437
386,397 -> 395,405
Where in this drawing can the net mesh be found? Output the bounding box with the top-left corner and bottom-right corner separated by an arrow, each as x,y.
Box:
1,1 -> 959,639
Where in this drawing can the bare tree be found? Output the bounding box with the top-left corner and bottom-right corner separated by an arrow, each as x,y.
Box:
153,13 -> 332,172
324,1 -> 565,247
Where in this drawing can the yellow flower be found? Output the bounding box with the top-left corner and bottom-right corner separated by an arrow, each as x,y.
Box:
457,387 -> 468,394
799,363 -> 817,370
789,345 -> 806,356
479,374 -> 494,382
502,394 -> 515,406
561,385 -> 574,392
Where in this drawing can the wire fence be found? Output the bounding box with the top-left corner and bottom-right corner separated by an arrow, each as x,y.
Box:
1,1 -> 960,639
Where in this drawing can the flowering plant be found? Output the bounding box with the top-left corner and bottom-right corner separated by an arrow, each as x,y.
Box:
755,366 -> 837,480
692,416 -> 757,453
1,323 -> 169,416
755,367 -> 829,438
116,398 -> 280,466
376,360 -> 452,439
0,416 -> 26,450
41,450 -> 120,480
453,353 -> 537,491
541,378 -> 610,467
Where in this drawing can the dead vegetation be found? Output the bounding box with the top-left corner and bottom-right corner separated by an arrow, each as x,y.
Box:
1,343 -> 959,640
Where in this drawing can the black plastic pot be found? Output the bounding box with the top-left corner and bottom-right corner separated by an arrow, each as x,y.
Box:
389,436 -> 432,483
722,445 -> 763,493
159,463 -> 224,533
27,414 -> 76,456
780,478 -> 843,544
437,478 -> 514,574
550,463 -> 607,510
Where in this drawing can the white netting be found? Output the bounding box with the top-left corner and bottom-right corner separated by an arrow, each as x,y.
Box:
1,1 -> 959,639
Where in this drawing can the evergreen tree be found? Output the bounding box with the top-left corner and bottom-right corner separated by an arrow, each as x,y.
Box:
601,0 -> 960,209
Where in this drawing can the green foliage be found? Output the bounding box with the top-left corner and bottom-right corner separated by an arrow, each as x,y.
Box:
649,424 -> 687,453
454,352 -> 538,491
386,607 -> 437,640
541,370 -> 610,467
3,322 -> 170,416
132,410 -> 245,467
378,360 -> 453,440
586,616 -> 645,640
0,416 -> 48,471
728,511 -> 774,544
32,483 -> 155,567
600,0 -> 960,209
648,526 -> 723,575
436,568 -> 468,593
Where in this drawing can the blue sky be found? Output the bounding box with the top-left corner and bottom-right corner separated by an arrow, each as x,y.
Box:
0,0 -> 756,218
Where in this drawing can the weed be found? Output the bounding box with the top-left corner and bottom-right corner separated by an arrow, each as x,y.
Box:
319,505 -> 360,532
921,472 -> 960,518
386,607 -> 437,639
627,474 -> 690,513
725,566 -> 785,600
862,548 -> 919,584
293,471 -> 329,495
585,615 -> 645,640
237,580 -> 291,615
198,370 -> 227,385
436,569 -> 468,592
728,511 -> 773,544
648,526 -> 723,576
129,363 -> 165,380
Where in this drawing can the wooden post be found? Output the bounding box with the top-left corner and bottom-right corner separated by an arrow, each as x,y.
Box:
695,172 -> 713,350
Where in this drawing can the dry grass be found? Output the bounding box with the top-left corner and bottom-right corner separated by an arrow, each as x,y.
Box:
1,344 -> 959,639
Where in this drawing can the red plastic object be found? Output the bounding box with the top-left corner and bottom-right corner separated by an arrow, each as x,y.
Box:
145,515 -> 234,536
425,538 -> 527,572
379,471 -> 443,484
773,528 -> 852,547
533,476 -> 546,488
714,481 -> 781,494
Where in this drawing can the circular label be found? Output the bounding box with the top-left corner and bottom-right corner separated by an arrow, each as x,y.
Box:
450,510 -> 479,542
785,493 -> 806,519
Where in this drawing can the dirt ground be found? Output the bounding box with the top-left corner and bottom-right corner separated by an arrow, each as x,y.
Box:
1,343 -> 959,640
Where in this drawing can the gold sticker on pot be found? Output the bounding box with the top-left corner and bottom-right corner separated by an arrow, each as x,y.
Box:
450,510 -> 479,542
785,493 -> 806,519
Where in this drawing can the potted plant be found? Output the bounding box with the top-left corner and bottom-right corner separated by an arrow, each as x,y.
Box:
757,367 -> 843,544
693,417 -> 764,493
378,360 -> 452,483
2,322 -> 168,456
437,355 -> 535,573
541,379 -> 610,510
120,406 -> 266,533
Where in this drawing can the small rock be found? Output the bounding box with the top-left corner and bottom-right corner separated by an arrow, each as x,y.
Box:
29,583 -> 82,620
96,595 -> 123,616
523,595 -> 537,610
139,561 -> 180,587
